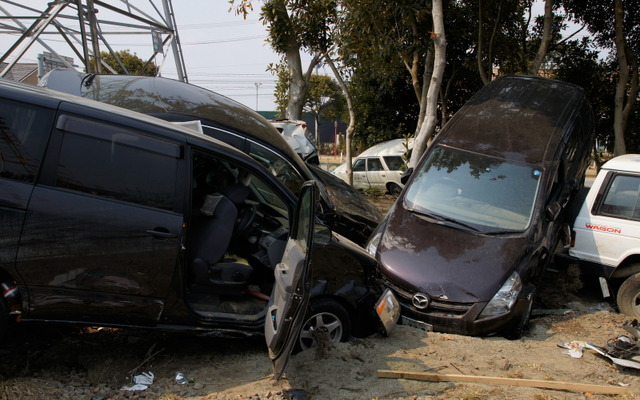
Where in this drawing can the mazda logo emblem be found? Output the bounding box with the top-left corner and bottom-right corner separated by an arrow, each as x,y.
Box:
412,293 -> 430,309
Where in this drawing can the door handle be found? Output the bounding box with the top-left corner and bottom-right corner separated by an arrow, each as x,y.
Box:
146,228 -> 177,239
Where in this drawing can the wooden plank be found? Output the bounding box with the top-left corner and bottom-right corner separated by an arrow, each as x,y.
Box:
377,370 -> 634,395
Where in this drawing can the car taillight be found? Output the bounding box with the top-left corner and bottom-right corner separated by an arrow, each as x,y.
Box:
570,229 -> 576,248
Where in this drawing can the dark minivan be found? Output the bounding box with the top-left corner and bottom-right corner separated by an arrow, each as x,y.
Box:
40,69 -> 381,246
0,79 -> 398,377
366,75 -> 594,338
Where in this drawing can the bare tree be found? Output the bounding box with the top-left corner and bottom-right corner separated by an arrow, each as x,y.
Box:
409,0 -> 446,168
527,0 -> 554,75
324,53 -> 355,185
613,0 -> 639,155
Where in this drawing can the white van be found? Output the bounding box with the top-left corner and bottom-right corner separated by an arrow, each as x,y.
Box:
569,154 -> 640,317
333,138 -> 412,195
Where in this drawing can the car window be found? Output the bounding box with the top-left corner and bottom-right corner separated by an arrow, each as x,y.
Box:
0,99 -> 54,183
55,116 -> 180,210
404,145 -> 541,232
353,158 -> 366,172
383,156 -> 404,171
368,158 -> 383,171
599,174 -> 640,220
246,141 -> 304,195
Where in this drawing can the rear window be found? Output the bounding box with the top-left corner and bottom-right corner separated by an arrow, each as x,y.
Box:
383,156 -> 404,171
0,99 -> 54,183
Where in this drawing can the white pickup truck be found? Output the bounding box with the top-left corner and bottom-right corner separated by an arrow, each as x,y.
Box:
569,154 -> 640,317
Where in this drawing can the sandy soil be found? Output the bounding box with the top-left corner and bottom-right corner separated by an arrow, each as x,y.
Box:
1,299 -> 638,400
3,192 -> 640,400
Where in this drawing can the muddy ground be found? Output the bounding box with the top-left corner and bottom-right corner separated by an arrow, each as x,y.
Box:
2,194 -> 640,400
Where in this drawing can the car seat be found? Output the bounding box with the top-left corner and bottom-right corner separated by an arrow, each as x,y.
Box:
189,183 -> 253,295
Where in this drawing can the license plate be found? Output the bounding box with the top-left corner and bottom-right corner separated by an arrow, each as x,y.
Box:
401,315 -> 433,332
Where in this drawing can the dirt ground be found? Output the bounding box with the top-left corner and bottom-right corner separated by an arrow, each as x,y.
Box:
3,194 -> 640,400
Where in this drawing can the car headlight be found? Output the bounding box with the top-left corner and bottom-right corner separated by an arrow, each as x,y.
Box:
366,217 -> 388,256
478,271 -> 522,319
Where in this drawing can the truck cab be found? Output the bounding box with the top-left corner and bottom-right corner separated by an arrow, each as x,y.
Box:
569,154 -> 640,317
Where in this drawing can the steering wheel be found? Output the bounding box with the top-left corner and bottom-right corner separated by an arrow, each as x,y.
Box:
234,204 -> 257,237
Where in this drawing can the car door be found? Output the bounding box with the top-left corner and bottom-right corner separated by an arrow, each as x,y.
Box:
366,157 -> 387,190
352,158 -> 367,189
16,113 -> 184,324
265,180 -> 318,379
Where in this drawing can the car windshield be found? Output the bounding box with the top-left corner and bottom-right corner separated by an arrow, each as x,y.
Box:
246,141 -> 305,195
403,146 -> 541,232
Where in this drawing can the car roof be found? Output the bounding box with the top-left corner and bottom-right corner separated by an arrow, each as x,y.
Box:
358,138 -> 413,158
602,154 -> 640,173
41,69 -> 308,171
1,77 -> 252,161
437,75 -> 590,166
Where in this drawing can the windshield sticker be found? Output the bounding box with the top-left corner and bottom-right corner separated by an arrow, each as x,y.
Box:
532,169 -> 541,178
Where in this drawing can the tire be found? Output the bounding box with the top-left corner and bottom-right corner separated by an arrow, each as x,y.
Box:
617,272 -> 640,318
502,286 -> 535,340
387,182 -> 402,196
297,298 -> 351,351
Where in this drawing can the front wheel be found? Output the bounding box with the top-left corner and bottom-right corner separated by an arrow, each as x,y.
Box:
387,182 -> 402,196
297,298 -> 351,351
617,272 -> 640,318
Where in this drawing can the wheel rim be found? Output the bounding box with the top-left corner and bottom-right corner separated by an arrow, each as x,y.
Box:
298,312 -> 343,350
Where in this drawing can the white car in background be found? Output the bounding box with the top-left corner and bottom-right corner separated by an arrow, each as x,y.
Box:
270,119 -> 319,164
333,138 -> 412,196
569,154 -> 640,318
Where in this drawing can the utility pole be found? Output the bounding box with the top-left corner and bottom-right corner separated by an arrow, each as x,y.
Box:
254,82 -> 262,111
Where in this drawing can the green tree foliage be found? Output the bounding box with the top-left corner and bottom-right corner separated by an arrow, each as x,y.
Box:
88,50 -> 158,76
306,73 -> 346,122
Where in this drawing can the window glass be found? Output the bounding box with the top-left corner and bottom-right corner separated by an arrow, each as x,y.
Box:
352,158 -> 366,172
404,146 -> 541,232
246,141 -> 304,195
56,124 -> 178,210
0,99 -> 54,183
383,156 -> 405,171
367,158 -> 383,171
599,175 -> 640,219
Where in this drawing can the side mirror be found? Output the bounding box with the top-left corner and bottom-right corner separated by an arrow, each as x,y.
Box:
401,168 -> 414,185
313,223 -> 332,247
545,201 -> 562,221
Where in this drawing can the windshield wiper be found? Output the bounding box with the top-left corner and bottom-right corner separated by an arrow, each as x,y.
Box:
411,209 -> 481,232
483,229 -> 520,236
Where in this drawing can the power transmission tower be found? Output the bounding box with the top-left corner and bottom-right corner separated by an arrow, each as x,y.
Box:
0,0 -> 188,81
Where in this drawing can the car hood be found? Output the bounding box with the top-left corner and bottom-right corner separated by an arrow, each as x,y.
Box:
307,164 -> 382,240
377,205 -> 529,303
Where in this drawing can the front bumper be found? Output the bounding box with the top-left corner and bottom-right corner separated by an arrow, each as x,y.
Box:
385,280 -> 534,337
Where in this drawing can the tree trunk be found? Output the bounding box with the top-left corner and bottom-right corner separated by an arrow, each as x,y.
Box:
527,0 -> 553,75
325,54 -> 356,186
612,0 -> 639,156
413,49 -> 434,138
286,43 -> 306,120
409,0 -> 446,168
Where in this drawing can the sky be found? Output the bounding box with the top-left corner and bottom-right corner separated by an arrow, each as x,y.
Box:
1,1 -> 580,113
0,1 -> 294,111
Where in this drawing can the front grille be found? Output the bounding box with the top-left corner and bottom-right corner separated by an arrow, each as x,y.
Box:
381,277 -> 474,318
